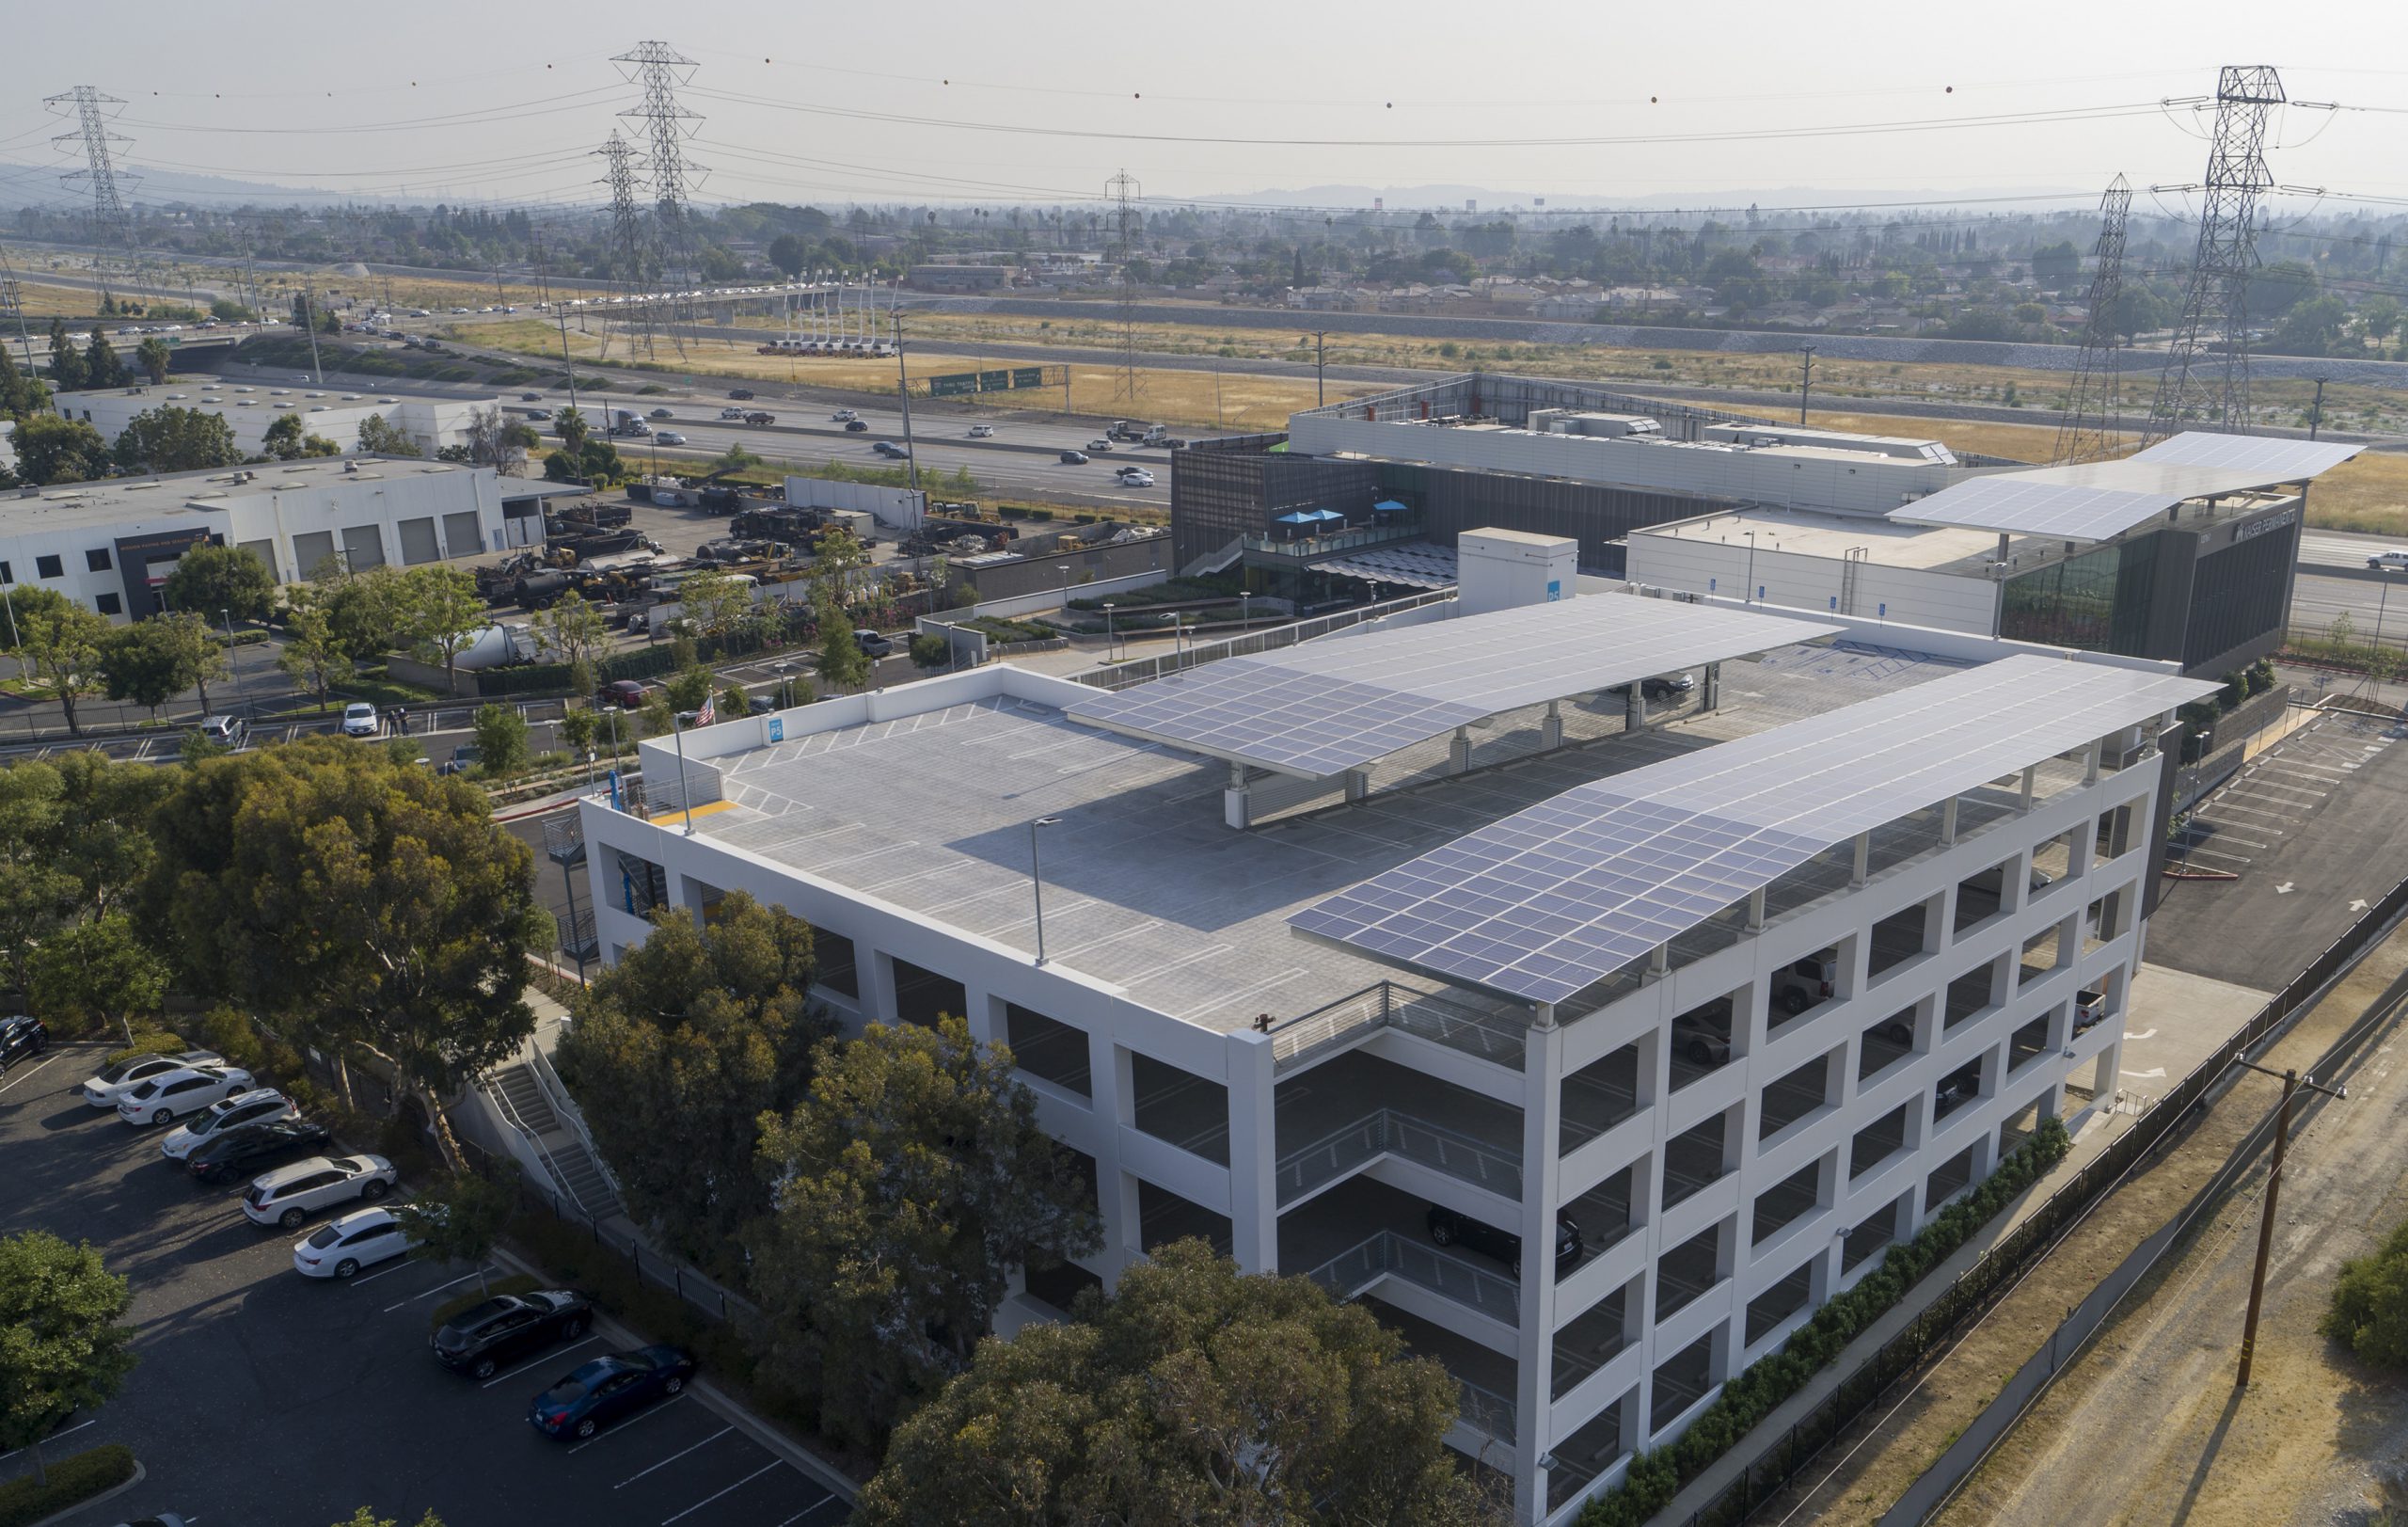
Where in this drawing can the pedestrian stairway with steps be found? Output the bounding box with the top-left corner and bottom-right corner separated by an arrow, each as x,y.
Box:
483,1059 -> 621,1220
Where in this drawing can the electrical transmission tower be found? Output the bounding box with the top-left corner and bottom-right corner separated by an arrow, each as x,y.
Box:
2052,175 -> 2133,465
2144,65 -> 2285,444
1106,169 -> 1144,409
44,86 -> 145,308
614,40 -> 705,353
594,131 -> 656,359
0,243 -> 35,369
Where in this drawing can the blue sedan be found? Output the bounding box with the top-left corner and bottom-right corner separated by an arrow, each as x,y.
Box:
526,1345 -> 696,1441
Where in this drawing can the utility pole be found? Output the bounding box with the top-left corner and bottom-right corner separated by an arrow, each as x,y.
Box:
2232,1059 -> 2345,1389
1314,329 -> 1327,407
894,300 -> 921,494
1797,344 -> 1817,425
300,282 -> 325,385
2306,376 -> 2328,440
1106,169 -> 1144,409
537,230 -> 578,418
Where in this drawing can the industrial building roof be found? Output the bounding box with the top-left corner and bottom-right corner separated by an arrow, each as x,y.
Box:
4,458 -> 476,531
676,634 -> 1979,1032
1288,655 -> 2215,1005
1063,595 -> 1839,780
1630,506 -> 2021,576
1893,432 -> 2358,541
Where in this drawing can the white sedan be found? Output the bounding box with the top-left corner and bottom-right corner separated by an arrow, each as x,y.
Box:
83,1050 -> 224,1109
341,703 -> 381,738
117,1064 -> 256,1127
293,1206 -> 420,1280
160,1089 -> 297,1159
1116,469 -> 1157,487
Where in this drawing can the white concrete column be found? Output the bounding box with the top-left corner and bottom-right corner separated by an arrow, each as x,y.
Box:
1514,1003 -> 1566,1526
1344,767 -> 1372,804
967,988 -> 1006,1051
862,948 -> 900,1026
1941,795 -> 1960,846
1222,1030 -> 1280,1275
1450,725 -> 1473,773
1541,699 -> 1563,751
1223,761 -> 1251,830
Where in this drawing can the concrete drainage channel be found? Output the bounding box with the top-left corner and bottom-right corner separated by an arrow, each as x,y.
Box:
1879,883 -> 2408,1525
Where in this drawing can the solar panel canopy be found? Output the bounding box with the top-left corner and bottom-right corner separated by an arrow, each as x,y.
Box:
1895,432 -> 2358,541
1290,654 -> 2215,1005
1066,595 -> 1840,780
2131,433 -> 2365,477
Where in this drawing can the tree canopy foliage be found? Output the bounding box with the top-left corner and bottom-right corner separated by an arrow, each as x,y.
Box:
0,1232 -> 138,1489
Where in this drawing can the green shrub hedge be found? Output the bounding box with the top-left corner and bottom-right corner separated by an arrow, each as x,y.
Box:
0,1443 -> 137,1527
1577,1116 -> 2072,1526
2321,1217 -> 2408,1372
428,1273 -> 545,1331
103,1031 -> 186,1068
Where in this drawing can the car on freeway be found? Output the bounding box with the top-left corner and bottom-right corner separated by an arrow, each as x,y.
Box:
341,702 -> 381,738
432,1289 -> 594,1380
1116,468 -> 1156,487
843,419 -> 869,432
1058,450 -> 1089,465
436,744 -> 481,777
527,408 -> 552,422
655,431 -> 687,445
84,1051 -> 224,1109
159,1088 -> 295,1159
872,440 -> 909,458
197,715 -> 248,749
293,1205 -> 419,1280
647,406 -> 673,419
728,388 -> 754,400
719,406 -> 748,420
831,408 -> 859,422
0,1014 -> 48,1072
527,1346 -> 697,1440
2368,549 -> 2408,572
520,391 -> 544,402
117,1065 -> 256,1127
1425,1205 -> 1585,1278
1085,439 -> 1115,453
967,424 -> 994,437
450,307 -> 472,314
244,1153 -> 398,1229
597,679 -> 647,710
186,1117 -> 334,1184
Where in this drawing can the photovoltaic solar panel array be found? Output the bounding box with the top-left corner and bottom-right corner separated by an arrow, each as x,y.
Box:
1064,595 -> 1841,779
1894,432 -> 2363,543
1289,655 -> 2216,1005
2131,433 -> 2365,477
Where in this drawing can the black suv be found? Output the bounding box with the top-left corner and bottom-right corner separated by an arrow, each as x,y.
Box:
433,1289 -> 594,1380
1426,1205 -> 1585,1277
728,388 -> 754,400
186,1117 -> 332,1183
0,1015 -> 46,1072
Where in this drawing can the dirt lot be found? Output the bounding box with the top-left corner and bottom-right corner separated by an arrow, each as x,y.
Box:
1757,925 -> 2408,1527
1938,959 -> 2408,1527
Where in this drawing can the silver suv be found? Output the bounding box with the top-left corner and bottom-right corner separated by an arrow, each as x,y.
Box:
242,1153 -> 397,1230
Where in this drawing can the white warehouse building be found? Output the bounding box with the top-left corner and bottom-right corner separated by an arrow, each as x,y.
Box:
1,456 -> 524,620
575,579 -> 2208,1523
52,379 -> 497,459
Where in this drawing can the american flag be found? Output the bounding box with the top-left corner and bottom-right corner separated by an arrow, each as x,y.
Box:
691,695 -> 716,728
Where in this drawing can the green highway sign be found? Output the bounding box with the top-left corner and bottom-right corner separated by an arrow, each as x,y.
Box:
1011,367 -> 1047,389
927,373 -> 978,397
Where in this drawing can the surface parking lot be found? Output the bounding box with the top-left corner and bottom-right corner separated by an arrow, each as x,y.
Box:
0,1042 -> 843,1527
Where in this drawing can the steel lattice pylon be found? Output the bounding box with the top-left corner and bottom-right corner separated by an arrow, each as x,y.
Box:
2145,65 -> 2285,444
593,131 -> 657,359
614,39 -> 705,353
44,86 -> 145,307
2052,175 -> 2134,464
1106,169 -> 1144,407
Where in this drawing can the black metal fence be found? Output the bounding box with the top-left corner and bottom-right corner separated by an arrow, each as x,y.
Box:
1660,867 -> 2408,1527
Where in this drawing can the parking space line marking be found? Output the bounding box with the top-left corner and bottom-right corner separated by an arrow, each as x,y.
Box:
0,1056 -> 58,1094
613,1424 -> 732,1488
381,1265 -> 498,1312
567,1393 -> 687,1454
2211,803 -> 2303,822
483,1334 -> 602,1388
346,1258 -> 423,1289
659,1461 -> 782,1524
0,1418 -> 95,1460
770,1500 -> 847,1527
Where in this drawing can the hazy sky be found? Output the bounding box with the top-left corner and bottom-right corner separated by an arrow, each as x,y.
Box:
7,0 -> 2405,214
